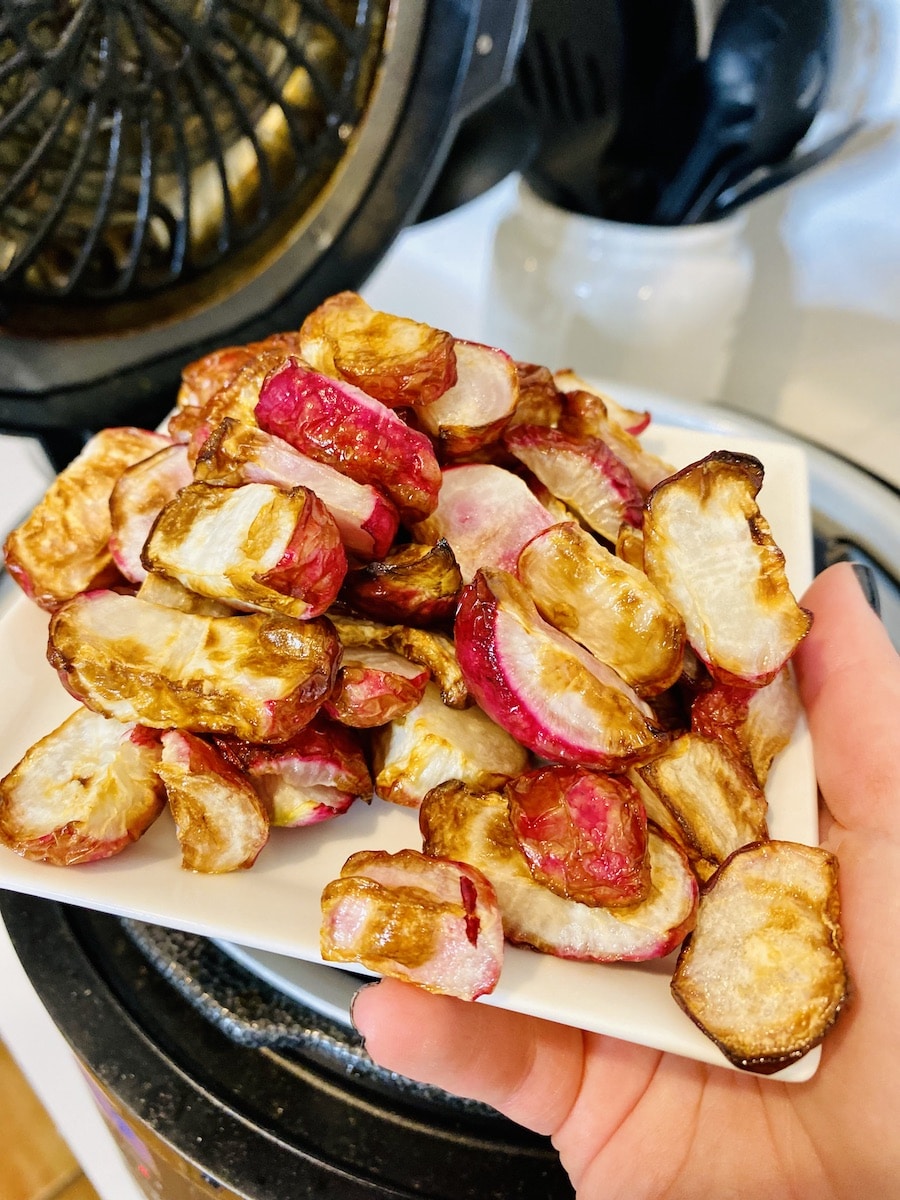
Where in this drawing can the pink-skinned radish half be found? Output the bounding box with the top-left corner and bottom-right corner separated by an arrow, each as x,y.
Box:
421,782 -> 697,963
321,848 -> 504,1000
194,418 -> 399,561
411,463 -> 557,583
504,423 -> 644,543
505,764 -> 650,907
454,569 -> 666,769
255,358 -> 442,522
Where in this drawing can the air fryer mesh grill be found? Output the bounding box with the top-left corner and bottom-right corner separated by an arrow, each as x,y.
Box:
0,0 -> 388,303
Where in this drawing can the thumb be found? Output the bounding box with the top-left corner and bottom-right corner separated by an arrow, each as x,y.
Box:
794,562 -> 900,837
351,977 -> 585,1135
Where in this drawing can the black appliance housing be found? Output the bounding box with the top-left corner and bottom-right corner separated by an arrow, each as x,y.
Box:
0,892 -> 574,1199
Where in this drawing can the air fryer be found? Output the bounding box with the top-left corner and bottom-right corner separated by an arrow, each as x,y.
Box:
0,0 -> 532,449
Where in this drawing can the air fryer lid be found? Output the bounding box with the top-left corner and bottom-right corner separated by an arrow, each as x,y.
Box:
0,0 -> 528,430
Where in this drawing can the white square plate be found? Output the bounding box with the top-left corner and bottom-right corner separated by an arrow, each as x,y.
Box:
0,422 -> 818,1079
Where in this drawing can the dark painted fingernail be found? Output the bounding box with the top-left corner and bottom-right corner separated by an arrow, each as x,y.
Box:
851,561 -> 882,616
349,980 -> 379,1046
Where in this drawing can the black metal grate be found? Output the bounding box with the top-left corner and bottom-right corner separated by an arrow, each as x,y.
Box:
0,0 -> 387,302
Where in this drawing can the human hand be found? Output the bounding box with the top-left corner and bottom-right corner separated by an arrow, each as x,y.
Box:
351,563 -> 900,1199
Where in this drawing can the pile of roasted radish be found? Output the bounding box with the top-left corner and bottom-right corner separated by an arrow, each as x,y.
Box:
1,292 -> 847,1073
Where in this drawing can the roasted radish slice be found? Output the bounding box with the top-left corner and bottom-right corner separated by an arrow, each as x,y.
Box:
388,626 -> 471,709
506,765 -> 650,907
172,345 -> 300,455
173,332 -> 303,413
255,359 -> 442,522
371,682 -> 529,808
558,389 -> 673,494
671,841 -> 847,1072
644,452 -> 812,686
109,442 -> 193,583
194,418 -> 399,561
299,291 -> 457,407
742,668 -> 802,785
320,848 -> 504,1000
0,707 -> 164,865
329,611 -> 399,649
615,524 -> 645,571
342,539 -> 462,626
638,732 -> 768,879
410,463 -> 557,582
552,369 -> 651,436
324,647 -> 431,728
504,424 -> 644,544
136,572 -> 234,617
48,591 -> 341,742
4,426 -> 169,611
159,731 -> 269,873
214,716 -> 371,827
517,522 -> 685,696
143,481 -> 346,619
416,340 -> 518,458
691,667 -> 801,787
508,361 -> 563,429
421,783 -> 697,962
455,569 -> 665,770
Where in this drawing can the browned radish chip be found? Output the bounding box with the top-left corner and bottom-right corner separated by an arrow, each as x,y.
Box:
170,345 -> 300,455
255,359 -> 442,522
371,682 -> 530,808
615,523 -> 645,571
194,418 -> 399,561
387,625 -> 471,709
552,369 -> 651,435
644,452 -> 812,686
0,707 -> 164,866
159,730 -> 269,873
48,590 -> 341,742
109,442 -> 193,583
558,388 -> 674,494
411,463 -> 557,583
671,840 -> 848,1072
341,539 -> 462,626
173,332 -> 303,413
4,426 -> 169,611
638,732 -> 769,879
328,610 -> 399,649
320,848 -> 504,1000
455,569 -> 666,770
420,783 -> 697,962
214,715 -> 371,827
517,521 -> 686,696
176,344 -> 258,412
508,361 -> 563,429
691,667 -> 801,787
742,668 -> 802,785
504,424 -> 644,544
136,572 -> 234,617
299,291 -> 457,407
416,340 -> 518,458
143,481 -> 346,619
324,647 -> 431,728
505,765 -> 650,907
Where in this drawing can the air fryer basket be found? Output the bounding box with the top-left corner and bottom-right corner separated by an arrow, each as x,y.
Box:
0,0 -> 528,436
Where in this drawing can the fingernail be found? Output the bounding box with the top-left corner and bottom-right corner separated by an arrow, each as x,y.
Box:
850,561 -> 882,617
349,980 -> 379,1045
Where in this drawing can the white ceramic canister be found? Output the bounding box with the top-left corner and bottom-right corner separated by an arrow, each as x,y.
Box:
485,179 -> 755,402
